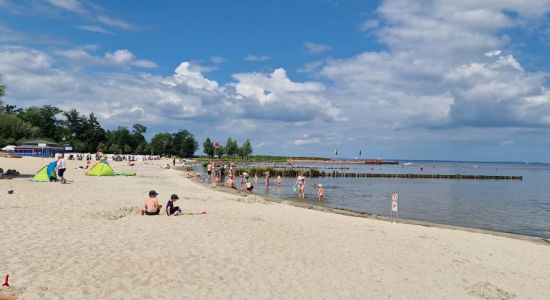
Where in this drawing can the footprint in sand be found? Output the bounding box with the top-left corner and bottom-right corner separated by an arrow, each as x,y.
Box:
466,281 -> 516,300
92,207 -> 140,220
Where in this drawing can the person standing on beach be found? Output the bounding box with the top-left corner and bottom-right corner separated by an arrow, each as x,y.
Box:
314,184 -> 324,202
220,163 -> 226,184
264,171 -> 270,187
206,162 -> 213,183
295,171 -> 306,200
276,175 -> 281,186
56,153 -> 67,184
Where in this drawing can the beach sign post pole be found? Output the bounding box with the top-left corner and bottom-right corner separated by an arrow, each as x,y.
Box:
391,192 -> 399,221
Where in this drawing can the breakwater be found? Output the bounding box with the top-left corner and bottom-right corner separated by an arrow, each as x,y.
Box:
231,168 -> 522,180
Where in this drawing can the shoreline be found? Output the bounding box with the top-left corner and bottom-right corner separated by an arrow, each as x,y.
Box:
192,173 -> 550,245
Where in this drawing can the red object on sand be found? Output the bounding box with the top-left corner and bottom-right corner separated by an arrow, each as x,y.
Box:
2,274 -> 9,287
201,211 -> 207,215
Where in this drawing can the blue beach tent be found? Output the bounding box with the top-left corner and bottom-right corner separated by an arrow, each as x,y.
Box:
31,161 -> 58,182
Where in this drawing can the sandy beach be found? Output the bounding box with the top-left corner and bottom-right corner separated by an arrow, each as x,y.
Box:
1,157 -> 550,299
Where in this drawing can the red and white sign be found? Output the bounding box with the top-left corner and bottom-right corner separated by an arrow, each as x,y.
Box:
391,192 -> 398,212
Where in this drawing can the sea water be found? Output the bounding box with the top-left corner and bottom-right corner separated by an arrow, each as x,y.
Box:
198,161 -> 550,238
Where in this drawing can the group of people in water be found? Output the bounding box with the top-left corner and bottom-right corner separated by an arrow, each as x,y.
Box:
203,161 -> 325,201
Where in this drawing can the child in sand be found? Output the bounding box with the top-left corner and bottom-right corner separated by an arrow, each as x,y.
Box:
166,194 -> 182,216
141,190 -> 163,215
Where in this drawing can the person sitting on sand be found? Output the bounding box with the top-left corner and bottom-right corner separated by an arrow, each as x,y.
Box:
141,190 -> 163,215
166,194 -> 182,216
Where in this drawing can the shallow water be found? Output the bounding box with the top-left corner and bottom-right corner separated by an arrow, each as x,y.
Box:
196,161 -> 550,238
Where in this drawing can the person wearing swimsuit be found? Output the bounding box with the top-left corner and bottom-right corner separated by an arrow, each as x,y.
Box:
295,171 -> 306,200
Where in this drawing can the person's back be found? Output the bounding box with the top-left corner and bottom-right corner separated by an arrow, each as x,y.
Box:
141,190 -> 162,215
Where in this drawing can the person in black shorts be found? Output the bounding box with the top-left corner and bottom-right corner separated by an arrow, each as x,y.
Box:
166,194 -> 182,216
141,190 -> 162,215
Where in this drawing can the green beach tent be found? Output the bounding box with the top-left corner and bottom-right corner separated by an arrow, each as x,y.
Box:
32,161 -> 58,182
86,161 -> 114,176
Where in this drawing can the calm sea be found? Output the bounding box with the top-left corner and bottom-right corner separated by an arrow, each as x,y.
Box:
197,161 -> 550,238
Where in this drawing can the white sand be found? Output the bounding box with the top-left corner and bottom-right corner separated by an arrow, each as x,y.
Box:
1,157 -> 549,299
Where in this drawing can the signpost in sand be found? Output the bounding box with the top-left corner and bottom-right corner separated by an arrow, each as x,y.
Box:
391,192 -> 399,221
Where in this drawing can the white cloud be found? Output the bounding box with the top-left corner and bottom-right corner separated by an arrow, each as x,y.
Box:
3,0 -> 138,31
314,0 -> 550,131
231,68 -> 344,122
292,135 -> 320,146
105,49 -> 134,65
46,0 -> 83,13
360,19 -> 379,31
132,59 -> 157,68
77,25 -> 113,35
95,15 -> 136,30
244,55 -> 270,62
104,49 -> 156,68
303,42 -> 332,54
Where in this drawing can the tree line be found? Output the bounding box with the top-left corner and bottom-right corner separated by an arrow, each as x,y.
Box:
1,79 -> 254,158
0,79 -> 199,156
202,137 -> 253,159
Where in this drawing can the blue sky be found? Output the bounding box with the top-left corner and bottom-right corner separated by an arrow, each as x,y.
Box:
1,0 -> 550,162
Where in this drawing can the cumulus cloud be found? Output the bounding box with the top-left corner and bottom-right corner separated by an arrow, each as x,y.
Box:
231,68 -> 344,122
315,0 -> 550,132
104,49 -> 157,68
244,54 -> 270,62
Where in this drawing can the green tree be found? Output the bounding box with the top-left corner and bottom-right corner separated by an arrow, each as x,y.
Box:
17,105 -> 63,141
0,77 -> 4,101
132,123 -> 147,146
0,110 -> 39,146
150,133 -> 173,155
83,113 -> 106,153
239,139 -> 253,159
173,129 -> 198,158
225,138 -> 239,157
106,127 -> 134,153
203,137 -> 214,157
